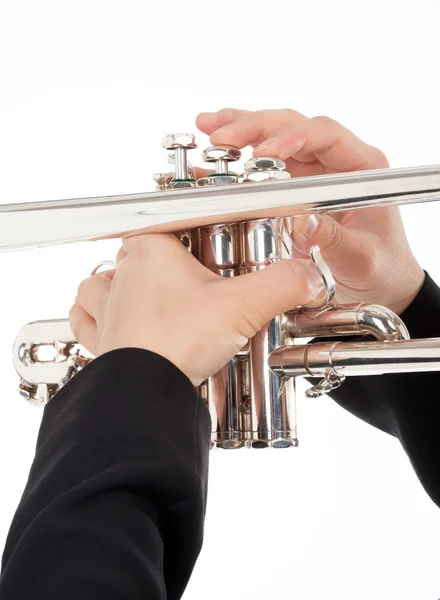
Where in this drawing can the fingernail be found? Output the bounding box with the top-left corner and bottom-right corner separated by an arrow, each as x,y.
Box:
299,215 -> 319,239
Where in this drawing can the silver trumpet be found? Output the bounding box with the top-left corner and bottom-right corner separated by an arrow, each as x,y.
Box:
5,133 -> 440,449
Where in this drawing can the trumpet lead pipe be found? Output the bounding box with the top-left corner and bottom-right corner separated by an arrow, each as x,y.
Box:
268,339 -> 440,378
1,165 -> 440,252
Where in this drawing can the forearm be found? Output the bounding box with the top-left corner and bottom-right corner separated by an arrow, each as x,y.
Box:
0,349 -> 211,600
326,272 -> 440,506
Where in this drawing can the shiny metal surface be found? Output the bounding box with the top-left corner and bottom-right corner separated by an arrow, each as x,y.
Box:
305,246 -> 336,308
196,175 -> 238,186
2,165 -> 440,252
216,159 -> 227,174
161,133 -> 198,150
201,223 -> 247,448
161,133 -> 197,182
202,146 -> 241,175
201,223 -> 243,277
8,135 -> 440,447
206,357 -> 246,449
244,218 -> 297,448
288,303 -> 410,341
170,178 -> 195,189
13,320 -> 92,406
244,157 -> 286,171
268,339 -> 440,377
174,147 -> 189,182
153,171 -> 174,190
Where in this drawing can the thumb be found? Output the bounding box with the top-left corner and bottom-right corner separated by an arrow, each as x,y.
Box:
292,214 -> 365,271
228,258 -> 325,330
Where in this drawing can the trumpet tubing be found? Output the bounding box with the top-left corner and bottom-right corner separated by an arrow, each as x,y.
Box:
1,165 -> 440,253
269,338 -> 440,378
6,134 -> 440,448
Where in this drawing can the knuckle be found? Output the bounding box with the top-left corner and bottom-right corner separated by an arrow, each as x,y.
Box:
77,277 -> 90,300
371,148 -> 389,168
70,320 -> 93,351
217,107 -> 239,120
262,108 -> 305,126
309,116 -> 342,146
116,246 -> 126,263
316,217 -> 343,253
278,108 -> 302,119
70,320 -> 81,343
92,272 -> 113,294
68,310 -> 82,341
96,271 -> 112,285
68,304 -> 76,324
310,115 -> 338,128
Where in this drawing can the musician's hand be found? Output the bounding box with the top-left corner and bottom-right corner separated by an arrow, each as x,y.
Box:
69,234 -> 324,386
196,108 -> 425,314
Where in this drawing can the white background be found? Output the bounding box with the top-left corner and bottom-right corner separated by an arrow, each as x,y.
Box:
1,1 -> 440,598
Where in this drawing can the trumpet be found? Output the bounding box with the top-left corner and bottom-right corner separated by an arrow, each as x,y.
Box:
5,133 -> 440,449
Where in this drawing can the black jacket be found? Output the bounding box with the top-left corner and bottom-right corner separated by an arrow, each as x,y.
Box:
1,273 -> 440,599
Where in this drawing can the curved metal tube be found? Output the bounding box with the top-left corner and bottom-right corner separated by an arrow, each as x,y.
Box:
287,303 -> 410,342
1,164 -> 440,252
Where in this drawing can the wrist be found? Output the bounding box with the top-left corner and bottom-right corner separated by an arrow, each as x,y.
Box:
389,265 -> 426,315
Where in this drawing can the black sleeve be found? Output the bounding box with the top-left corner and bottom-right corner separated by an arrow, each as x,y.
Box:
0,349 -> 211,600
326,272 -> 440,507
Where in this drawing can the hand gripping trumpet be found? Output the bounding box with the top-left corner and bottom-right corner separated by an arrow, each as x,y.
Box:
4,133 -> 440,448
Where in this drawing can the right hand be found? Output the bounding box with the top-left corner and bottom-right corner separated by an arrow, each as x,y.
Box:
196,108 -> 425,315
70,233 -> 324,386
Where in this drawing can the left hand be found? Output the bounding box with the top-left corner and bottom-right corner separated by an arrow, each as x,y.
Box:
70,233 -> 324,386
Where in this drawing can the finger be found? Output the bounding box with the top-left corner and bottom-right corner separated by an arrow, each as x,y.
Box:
229,258 -> 326,333
253,129 -> 307,161
193,166 -> 214,179
196,108 -> 252,136
208,109 -> 308,149
122,232 -> 185,255
254,116 -> 389,172
282,158 -> 330,178
69,301 -> 98,355
292,213 -> 377,276
77,271 -> 113,322
123,232 -> 218,287
116,246 -> 127,267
